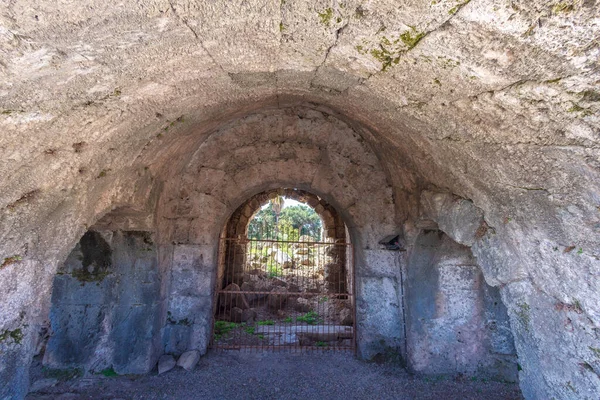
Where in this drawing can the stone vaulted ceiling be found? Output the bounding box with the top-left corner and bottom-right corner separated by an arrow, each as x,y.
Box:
0,1 -> 599,399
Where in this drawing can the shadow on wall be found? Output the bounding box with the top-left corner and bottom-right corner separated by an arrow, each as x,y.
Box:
43,230 -> 162,375
404,229 -> 518,382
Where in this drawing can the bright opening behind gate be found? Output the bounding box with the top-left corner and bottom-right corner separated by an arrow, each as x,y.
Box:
211,189 -> 355,352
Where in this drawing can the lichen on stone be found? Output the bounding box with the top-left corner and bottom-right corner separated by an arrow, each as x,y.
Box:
318,8 -> 333,26
515,302 -> 531,332
399,28 -> 425,50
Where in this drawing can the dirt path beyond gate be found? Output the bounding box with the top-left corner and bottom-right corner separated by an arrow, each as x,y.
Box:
27,352 -> 522,400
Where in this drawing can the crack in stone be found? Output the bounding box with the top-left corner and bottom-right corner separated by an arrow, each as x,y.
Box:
357,1 -> 474,88
167,1 -> 228,75
309,21 -> 350,88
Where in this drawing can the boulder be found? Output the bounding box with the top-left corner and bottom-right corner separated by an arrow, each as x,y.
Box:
294,297 -> 312,313
339,308 -> 353,326
221,283 -> 250,310
158,355 -> 176,375
270,277 -> 287,287
231,307 -> 243,323
241,280 -> 268,302
267,287 -> 288,311
177,350 -> 200,371
241,308 -> 257,323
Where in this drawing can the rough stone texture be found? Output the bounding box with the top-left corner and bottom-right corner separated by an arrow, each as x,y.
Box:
44,229 -> 162,375
0,1 -> 599,398
405,230 -> 517,381
176,350 -> 200,371
157,355 -> 176,375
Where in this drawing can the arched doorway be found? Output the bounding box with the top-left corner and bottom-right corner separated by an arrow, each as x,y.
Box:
211,188 -> 355,351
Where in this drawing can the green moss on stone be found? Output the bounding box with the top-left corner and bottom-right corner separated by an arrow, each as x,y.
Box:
318,8 -> 334,26
581,90 -> 600,102
0,328 -> 23,344
1,255 -> 22,270
552,2 -> 574,13
448,0 -> 471,15
399,28 -> 425,49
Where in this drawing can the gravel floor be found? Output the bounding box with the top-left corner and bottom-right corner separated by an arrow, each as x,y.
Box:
27,351 -> 523,400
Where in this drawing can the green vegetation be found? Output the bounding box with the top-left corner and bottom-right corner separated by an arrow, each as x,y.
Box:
257,320 -> 275,326
43,367 -> 83,381
257,334 -> 265,340
214,321 -> 239,340
296,311 -> 321,325
581,90 -> 600,102
248,197 -> 322,241
1,255 -> 22,270
244,326 -> 255,334
0,328 -> 23,344
318,8 -> 334,26
448,0 -> 471,15
399,28 -> 425,49
283,317 -> 293,323
315,341 -> 327,347
100,367 -> 118,377
552,2 -> 574,13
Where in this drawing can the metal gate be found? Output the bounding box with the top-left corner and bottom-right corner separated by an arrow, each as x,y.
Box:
211,228 -> 354,352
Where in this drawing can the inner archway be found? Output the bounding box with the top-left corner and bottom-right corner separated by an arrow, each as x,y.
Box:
212,188 -> 354,351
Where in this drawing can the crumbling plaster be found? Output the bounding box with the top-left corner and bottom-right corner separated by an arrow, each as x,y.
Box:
0,1 -> 599,399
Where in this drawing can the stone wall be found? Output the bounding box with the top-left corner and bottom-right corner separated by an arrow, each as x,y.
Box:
1,2 -> 599,397
405,230 -> 517,381
44,230 -> 162,375
157,109 -> 400,360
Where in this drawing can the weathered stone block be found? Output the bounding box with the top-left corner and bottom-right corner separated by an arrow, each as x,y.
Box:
177,350 -> 200,371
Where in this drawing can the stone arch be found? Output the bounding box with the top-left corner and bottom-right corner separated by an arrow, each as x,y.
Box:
226,188 -> 345,243
220,188 -> 351,299
157,108 -> 400,359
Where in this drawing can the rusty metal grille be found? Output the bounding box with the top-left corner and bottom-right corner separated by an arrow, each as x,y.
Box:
211,228 -> 354,352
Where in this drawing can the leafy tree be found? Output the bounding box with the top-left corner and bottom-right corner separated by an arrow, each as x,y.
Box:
279,204 -> 322,240
247,199 -> 322,241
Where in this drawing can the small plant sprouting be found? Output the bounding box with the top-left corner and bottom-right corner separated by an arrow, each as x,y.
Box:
315,341 -> 327,347
1,255 -> 23,270
0,328 -> 23,344
100,367 -> 118,377
213,321 -> 239,340
297,311 -> 321,325
577,248 -> 583,255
